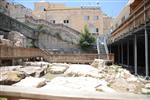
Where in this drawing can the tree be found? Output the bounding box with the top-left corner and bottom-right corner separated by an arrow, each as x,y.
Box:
79,25 -> 96,51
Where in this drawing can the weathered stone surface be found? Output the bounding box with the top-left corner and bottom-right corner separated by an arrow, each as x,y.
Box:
49,66 -> 68,74
24,61 -> 50,67
64,64 -> 102,78
0,71 -> 25,85
48,63 -> 69,74
42,77 -> 107,92
110,78 -> 142,93
145,83 -> 150,89
0,38 -> 13,46
8,31 -> 26,47
126,75 -> 138,82
0,65 -> 23,71
91,59 -> 106,68
13,77 -> 46,88
142,88 -> 150,94
91,59 -> 113,70
19,66 -> 46,77
96,85 -> 117,93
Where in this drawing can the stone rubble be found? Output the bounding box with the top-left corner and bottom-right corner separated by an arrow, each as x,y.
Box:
8,31 -> 26,47
0,61 -> 49,85
41,77 -> 114,93
90,59 -> 150,94
141,83 -> 150,94
64,64 -> 102,78
0,71 -> 26,85
0,38 -> 14,46
47,63 -> 69,74
23,61 -> 50,66
0,60 -> 150,95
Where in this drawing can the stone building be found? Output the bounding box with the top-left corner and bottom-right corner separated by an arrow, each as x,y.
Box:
32,0 -> 113,36
0,0 -> 32,22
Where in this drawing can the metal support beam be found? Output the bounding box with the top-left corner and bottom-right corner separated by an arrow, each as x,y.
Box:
127,41 -> 130,66
121,43 -> 124,64
145,28 -> 149,76
134,35 -> 138,75
144,0 -> 149,77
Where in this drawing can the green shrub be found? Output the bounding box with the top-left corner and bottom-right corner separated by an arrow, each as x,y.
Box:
79,25 -> 96,51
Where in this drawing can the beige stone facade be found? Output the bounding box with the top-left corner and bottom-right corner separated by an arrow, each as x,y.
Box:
112,5 -> 130,31
32,1 -> 113,36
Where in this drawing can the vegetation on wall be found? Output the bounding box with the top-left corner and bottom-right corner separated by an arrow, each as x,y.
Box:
79,25 -> 96,51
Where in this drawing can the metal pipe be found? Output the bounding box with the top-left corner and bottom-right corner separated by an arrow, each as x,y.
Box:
144,0 -> 149,76
134,35 -> 138,75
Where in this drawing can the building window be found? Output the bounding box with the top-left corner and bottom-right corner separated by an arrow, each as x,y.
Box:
96,28 -> 99,32
40,6 -> 45,11
84,16 -> 90,21
52,20 -> 55,24
5,5 -> 8,8
93,16 -> 99,20
64,20 -> 69,24
121,16 -> 125,22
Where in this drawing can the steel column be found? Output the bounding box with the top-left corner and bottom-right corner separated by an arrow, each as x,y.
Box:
145,28 -> 149,76
134,35 -> 138,75
144,0 -> 149,77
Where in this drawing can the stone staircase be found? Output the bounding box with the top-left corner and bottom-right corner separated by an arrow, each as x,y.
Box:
0,12 -> 37,40
25,15 -> 80,44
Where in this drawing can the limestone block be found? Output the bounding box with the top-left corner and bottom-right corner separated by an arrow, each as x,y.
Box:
142,88 -> 150,94
0,71 -> 25,85
0,38 -> 13,46
145,83 -> 150,89
13,77 -> 46,88
8,31 -> 26,47
96,85 -> 117,93
64,64 -> 102,78
42,77 -> 107,92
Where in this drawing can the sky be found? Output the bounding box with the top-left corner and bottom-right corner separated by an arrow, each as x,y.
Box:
12,0 -> 128,18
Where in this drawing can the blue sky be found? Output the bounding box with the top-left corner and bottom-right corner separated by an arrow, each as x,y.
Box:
12,0 -> 128,17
